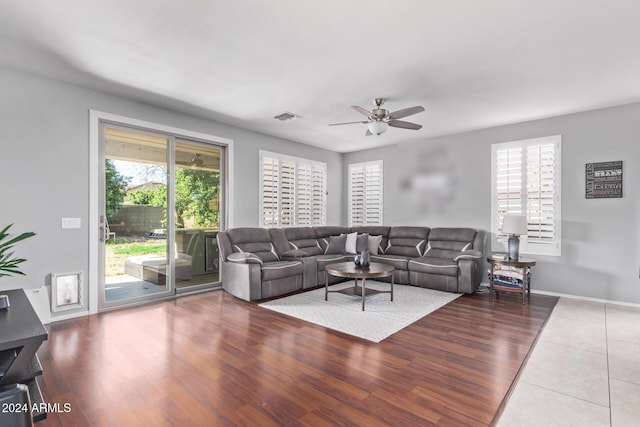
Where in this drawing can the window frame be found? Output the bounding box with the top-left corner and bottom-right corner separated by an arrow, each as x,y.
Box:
491,135 -> 562,256
348,160 -> 384,227
259,150 -> 327,227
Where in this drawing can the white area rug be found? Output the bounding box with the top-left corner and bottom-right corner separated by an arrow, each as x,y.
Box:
259,281 -> 461,342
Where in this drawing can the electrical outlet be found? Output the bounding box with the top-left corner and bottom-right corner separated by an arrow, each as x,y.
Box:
61,218 -> 81,229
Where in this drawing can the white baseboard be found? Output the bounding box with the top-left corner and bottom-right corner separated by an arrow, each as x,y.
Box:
531,289 -> 640,309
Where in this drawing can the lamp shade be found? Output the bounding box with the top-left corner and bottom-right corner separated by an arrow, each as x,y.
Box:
368,121 -> 388,135
501,215 -> 528,236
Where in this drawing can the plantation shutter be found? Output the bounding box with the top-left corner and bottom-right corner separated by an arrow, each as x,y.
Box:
296,163 -> 312,225
495,147 -> 523,241
261,156 -> 279,227
259,151 -> 327,227
491,136 -> 561,256
349,161 -> 383,226
280,160 -> 296,226
311,165 -> 326,225
526,144 -> 556,244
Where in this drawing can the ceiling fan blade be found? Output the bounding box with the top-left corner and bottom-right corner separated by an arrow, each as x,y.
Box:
388,120 -> 422,130
365,129 -> 372,136
352,105 -> 372,118
329,120 -> 370,126
388,106 -> 425,120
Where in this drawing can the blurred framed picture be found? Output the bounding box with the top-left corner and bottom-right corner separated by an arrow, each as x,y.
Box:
51,271 -> 83,312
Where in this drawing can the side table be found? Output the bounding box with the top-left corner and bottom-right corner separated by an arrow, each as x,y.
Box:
487,255 -> 536,304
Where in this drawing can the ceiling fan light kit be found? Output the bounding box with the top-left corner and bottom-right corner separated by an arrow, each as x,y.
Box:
329,98 -> 425,136
368,121 -> 388,135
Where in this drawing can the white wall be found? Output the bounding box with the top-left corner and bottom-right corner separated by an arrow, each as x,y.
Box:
0,67 -> 343,309
343,102 -> 640,304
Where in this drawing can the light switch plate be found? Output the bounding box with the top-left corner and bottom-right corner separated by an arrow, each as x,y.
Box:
61,217 -> 81,229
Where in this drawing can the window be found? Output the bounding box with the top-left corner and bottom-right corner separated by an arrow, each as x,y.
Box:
348,160 -> 383,226
491,136 -> 561,256
259,150 -> 326,227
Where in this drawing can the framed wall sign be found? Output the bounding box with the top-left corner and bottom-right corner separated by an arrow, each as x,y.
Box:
51,271 -> 83,312
585,161 -> 623,199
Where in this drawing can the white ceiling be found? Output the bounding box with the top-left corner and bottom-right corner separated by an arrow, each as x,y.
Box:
1,0 -> 640,153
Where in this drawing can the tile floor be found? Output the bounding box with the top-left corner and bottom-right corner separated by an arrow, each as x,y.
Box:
498,298 -> 640,426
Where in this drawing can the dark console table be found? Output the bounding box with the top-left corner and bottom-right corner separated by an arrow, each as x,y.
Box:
0,289 -> 48,422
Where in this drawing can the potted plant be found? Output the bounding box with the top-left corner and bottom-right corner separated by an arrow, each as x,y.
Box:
0,223 -> 36,277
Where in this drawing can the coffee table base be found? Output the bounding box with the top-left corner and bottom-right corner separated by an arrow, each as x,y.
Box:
326,277 -> 394,311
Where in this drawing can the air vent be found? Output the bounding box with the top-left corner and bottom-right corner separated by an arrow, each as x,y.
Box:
274,111 -> 302,121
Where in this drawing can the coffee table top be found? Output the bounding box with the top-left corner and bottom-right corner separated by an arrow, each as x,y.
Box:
325,262 -> 395,279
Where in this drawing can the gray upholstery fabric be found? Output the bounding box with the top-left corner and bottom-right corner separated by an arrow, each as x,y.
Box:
325,234 -> 347,254
216,232 -> 234,261
351,226 -> 390,250
227,252 -> 263,264
221,261 -> 262,301
408,257 -> 458,276
424,228 -> 477,259
261,261 -> 304,281
385,226 -> 429,257
410,270 -> 458,292
356,233 -> 369,252
227,228 -> 280,262
281,249 -> 309,259
367,235 -> 383,254
283,227 -> 324,256
261,275 -> 303,299
268,228 -> 291,256
219,225 -> 486,301
370,254 -> 409,271
314,226 -> 350,251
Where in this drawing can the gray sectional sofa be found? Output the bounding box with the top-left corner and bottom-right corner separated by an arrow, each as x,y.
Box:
216,226 -> 487,302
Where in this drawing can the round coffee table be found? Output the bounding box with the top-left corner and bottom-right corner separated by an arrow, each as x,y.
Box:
325,262 -> 395,311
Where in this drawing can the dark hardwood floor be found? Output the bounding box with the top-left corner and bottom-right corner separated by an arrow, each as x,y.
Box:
36,288 -> 557,426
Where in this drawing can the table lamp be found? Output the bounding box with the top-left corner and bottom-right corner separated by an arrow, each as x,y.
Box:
501,215 -> 528,260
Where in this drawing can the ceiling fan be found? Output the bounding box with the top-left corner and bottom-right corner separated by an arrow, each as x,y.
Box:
329,98 -> 425,136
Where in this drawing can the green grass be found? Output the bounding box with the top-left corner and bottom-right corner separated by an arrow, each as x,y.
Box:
112,243 -> 166,256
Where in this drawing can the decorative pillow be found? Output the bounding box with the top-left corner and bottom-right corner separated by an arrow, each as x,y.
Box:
368,235 -> 383,255
356,233 -> 369,252
345,232 -> 358,254
325,234 -> 347,254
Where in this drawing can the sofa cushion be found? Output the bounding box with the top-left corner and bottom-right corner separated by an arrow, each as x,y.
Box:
315,226 -> 351,251
368,235 -> 383,254
261,261 -> 304,281
370,254 -> 409,271
325,234 -> 347,254
408,257 -> 458,276
385,226 -> 429,257
281,249 -> 309,259
316,254 -> 355,270
424,228 -> 477,259
284,227 -> 324,256
227,228 -> 280,263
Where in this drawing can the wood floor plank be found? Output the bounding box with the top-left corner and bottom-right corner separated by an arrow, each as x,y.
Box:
36,289 -> 556,426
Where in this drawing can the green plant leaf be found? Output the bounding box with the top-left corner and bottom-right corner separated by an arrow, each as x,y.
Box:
0,224 -> 35,277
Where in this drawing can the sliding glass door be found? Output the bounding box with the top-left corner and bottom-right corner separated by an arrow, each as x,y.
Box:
173,140 -> 222,291
98,124 -> 224,310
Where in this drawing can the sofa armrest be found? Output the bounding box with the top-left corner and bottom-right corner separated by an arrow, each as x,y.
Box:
454,250 -> 483,262
227,252 -> 263,265
222,261 -> 262,301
